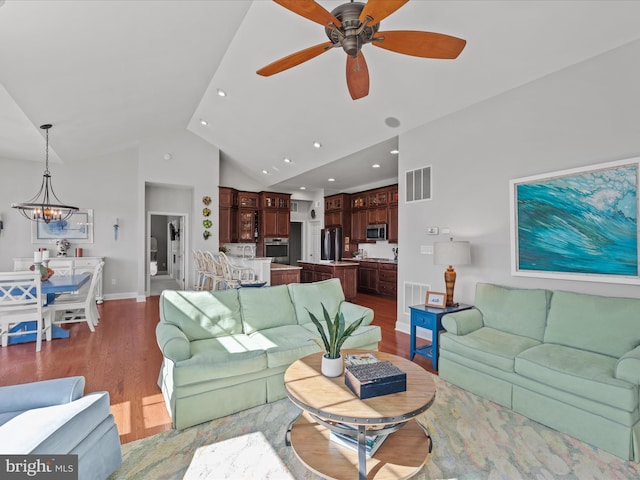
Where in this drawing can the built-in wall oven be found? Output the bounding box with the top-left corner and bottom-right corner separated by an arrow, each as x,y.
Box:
264,238 -> 289,264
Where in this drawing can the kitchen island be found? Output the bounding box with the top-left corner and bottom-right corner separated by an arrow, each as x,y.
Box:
270,263 -> 302,286
297,261 -> 358,301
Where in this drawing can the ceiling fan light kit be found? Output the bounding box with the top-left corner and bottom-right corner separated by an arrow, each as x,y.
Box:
257,0 -> 466,100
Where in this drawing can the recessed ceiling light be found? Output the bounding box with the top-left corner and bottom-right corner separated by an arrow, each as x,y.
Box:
390,149 -> 399,155
163,153 -> 173,161
262,169 -> 269,175
313,141 -> 322,149
299,186 -> 306,190
385,117 -> 401,128
200,119 -> 208,126
217,89 -> 227,97
328,178 -> 335,182
372,164 -> 381,168
283,157 -> 292,163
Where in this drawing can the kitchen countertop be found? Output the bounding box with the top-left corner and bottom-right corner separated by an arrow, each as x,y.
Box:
343,258 -> 398,264
271,263 -> 302,270
297,261 -> 358,267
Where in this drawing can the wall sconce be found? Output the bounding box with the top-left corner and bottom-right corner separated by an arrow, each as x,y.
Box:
0,214 -> 4,235
434,238 -> 471,307
113,218 -> 119,240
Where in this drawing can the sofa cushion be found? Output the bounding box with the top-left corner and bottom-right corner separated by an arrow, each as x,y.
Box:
543,290 -> 640,358
439,327 -> 540,372
516,344 -> 638,412
160,290 -> 243,340
175,335 -> 267,384
249,325 -> 321,368
475,283 -> 551,341
300,323 -> 382,351
287,278 -> 345,325
239,285 -> 297,334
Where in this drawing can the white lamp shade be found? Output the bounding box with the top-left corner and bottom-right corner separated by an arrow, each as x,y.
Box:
434,241 -> 471,266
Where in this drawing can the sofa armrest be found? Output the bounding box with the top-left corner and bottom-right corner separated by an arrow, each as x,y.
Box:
0,376 -> 85,414
339,302 -> 374,326
442,308 -> 484,336
156,323 -> 191,362
615,345 -> 640,384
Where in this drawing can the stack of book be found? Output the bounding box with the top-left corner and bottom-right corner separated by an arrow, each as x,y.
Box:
329,424 -> 389,459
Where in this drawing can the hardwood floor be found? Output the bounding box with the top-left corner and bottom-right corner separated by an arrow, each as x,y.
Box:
0,292 -> 436,444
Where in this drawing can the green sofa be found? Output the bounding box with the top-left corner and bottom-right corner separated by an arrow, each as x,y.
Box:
156,279 -> 381,429
439,282 -> 640,462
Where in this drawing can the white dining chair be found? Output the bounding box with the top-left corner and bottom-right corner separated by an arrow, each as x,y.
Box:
218,251 -> 256,283
201,251 -> 226,291
49,259 -> 74,276
0,271 -> 47,351
45,262 -> 104,333
193,250 -> 208,290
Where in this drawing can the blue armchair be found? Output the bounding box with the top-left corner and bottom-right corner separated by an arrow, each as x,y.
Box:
0,376 -> 122,480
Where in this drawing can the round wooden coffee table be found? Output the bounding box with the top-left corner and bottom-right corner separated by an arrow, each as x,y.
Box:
284,350 -> 436,480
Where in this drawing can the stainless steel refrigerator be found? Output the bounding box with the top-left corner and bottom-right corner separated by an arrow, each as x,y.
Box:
321,226 -> 343,261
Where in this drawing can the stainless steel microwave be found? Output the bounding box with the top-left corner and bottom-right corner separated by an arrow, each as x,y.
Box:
365,224 -> 387,241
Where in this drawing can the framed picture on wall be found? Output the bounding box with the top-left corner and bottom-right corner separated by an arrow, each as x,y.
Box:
425,291 -> 446,308
32,209 -> 94,244
510,158 -> 639,284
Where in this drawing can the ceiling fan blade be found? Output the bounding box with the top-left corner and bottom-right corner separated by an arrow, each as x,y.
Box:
346,52 -> 370,100
359,0 -> 408,24
257,42 -> 333,77
273,0 -> 341,27
373,30 -> 466,59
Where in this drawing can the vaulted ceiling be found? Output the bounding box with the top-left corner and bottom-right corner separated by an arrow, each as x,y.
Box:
1,1 -> 639,194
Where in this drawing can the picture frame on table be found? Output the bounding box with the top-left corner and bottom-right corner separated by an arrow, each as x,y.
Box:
425,291 -> 446,308
31,209 -> 94,244
510,157 -> 639,285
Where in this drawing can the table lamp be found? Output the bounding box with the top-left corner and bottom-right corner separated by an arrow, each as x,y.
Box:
434,238 -> 471,307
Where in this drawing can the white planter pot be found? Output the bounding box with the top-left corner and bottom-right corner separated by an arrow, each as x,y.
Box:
321,355 -> 343,377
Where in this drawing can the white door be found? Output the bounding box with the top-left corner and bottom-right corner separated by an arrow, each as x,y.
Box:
308,220 -> 321,262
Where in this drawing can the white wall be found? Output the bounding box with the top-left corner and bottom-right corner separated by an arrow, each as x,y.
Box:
396,38 -> 640,332
0,147 -> 139,298
137,129 -> 220,296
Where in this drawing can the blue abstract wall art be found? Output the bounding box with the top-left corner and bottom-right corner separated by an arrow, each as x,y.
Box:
510,159 -> 639,284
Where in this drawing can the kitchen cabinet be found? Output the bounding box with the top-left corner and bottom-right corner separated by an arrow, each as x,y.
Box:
366,206 -> 387,225
298,261 -> 358,301
350,209 -> 367,243
219,187 -> 238,243
237,192 -> 259,242
324,193 -> 350,238
355,260 -> 397,298
387,203 -> 398,243
260,192 -> 291,238
357,261 -> 378,294
378,263 -> 398,297
270,263 -> 302,286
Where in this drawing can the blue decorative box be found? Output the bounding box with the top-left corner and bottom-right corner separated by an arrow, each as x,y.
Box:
344,361 -> 407,399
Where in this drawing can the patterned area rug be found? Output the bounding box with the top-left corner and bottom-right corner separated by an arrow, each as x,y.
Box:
109,375 -> 640,480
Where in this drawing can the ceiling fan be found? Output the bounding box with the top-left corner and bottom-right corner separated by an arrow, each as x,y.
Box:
256,0 -> 467,100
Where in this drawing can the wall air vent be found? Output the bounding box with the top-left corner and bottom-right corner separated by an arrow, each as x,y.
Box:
405,166 -> 432,202
403,281 -> 430,314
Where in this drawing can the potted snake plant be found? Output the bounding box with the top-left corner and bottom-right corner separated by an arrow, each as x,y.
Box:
308,304 -> 365,377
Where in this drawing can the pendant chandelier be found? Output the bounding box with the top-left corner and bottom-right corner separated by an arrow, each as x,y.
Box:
11,124 -> 79,224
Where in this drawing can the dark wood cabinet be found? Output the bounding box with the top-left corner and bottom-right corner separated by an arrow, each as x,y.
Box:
219,187 -> 238,243
324,193 -> 351,239
350,209 -> 367,243
298,262 -> 358,301
357,261 -> 379,294
366,206 -> 387,225
356,261 -> 397,298
378,263 -> 398,297
387,203 -> 398,243
260,192 -> 291,238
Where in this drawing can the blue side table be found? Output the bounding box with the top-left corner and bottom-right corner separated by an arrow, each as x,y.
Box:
409,303 -> 472,371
